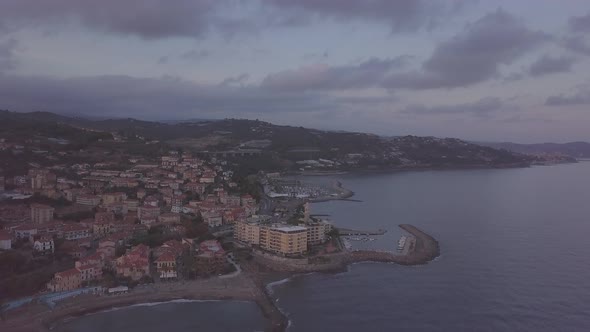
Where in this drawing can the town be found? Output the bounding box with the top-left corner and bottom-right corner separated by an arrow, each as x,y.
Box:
0,136 -> 344,310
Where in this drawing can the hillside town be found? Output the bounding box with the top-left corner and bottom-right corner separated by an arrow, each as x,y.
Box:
0,143 -> 338,305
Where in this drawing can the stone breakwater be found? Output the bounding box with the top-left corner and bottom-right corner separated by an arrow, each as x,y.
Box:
347,224 -> 440,265
253,224 -> 440,274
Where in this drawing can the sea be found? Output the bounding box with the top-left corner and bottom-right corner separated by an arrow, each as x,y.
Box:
57,162 -> 590,332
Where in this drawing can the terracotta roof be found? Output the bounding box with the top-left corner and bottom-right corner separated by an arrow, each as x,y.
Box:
155,251 -> 176,262
56,268 -> 81,278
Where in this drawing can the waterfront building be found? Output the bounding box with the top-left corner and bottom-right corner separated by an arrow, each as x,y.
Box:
116,244 -> 150,281
155,251 -> 177,279
47,268 -> 81,292
260,225 -> 308,256
194,240 -> 227,276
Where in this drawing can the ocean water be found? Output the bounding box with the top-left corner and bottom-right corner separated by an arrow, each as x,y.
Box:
273,162 -> 590,331
61,162 -> 590,331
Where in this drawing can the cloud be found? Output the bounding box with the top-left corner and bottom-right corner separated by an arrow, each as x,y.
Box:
0,72 -> 390,119
400,97 -> 508,117
563,36 -> 590,56
180,49 -> 211,61
261,0 -> 463,32
545,90 -> 590,106
261,56 -> 409,92
383,9 -> 549,90
528,55 -> 575,77
569,12 -> 590,32
0,38 -> 18,71
0,0 -> 228,39
219,73 -> 250,87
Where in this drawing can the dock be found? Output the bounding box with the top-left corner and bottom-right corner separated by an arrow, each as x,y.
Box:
337,227 -> 387,236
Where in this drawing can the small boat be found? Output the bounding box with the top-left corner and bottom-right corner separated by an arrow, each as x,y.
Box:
397,236 -> 407,251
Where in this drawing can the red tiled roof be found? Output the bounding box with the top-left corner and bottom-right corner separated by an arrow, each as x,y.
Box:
56,268 -> 81,278
155,251 -> 176,262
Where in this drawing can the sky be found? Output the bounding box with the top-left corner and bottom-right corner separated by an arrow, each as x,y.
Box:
1,1 -> 590,143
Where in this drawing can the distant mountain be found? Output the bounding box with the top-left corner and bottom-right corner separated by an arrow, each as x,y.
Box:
0,110 -> 532,170
480,142 -> 590,159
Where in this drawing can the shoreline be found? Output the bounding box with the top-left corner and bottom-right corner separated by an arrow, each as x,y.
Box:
1,223 -> 438,332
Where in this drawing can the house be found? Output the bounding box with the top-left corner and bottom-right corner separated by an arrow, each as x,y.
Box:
47,268 -> 81,292
76,263 -> 102,282
62,223 -> 91,240
202,211 -> 223,228
194,240 -> 227,276
155,251 -> 177,280
0,231 -> 12,250
116,244 -> 151,281
33,236 -> 54,254
97,239 -> 117,258
93,221 -> 114,237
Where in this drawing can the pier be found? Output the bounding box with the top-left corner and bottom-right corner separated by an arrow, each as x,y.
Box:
337,227 -> 387,236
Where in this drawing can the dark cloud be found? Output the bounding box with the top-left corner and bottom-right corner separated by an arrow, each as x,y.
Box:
569,12 -> 590,32
528,55 -> 575,77
261,0 -> 464,32
0,73 -> 378,119
545,90 -> 590,106
261,56 -> 410,92
0,38 -> 18,71
400,97 -> 508,117
219,74 -> 250,87
0,0 -> 226,39
563,36 -> 590,56
383,9 -> 548,90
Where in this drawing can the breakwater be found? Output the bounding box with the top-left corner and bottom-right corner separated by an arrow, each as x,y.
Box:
253,224 -> 439,274
348,224 -> 440,265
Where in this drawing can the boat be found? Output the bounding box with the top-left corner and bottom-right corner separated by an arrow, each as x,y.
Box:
397,236 -> 407,251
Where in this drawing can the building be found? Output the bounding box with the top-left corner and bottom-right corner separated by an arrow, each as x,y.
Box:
116,244 -> 150,281
101,192 -> 127,205
76,264 -> 102,282
33,236 -> 54,254
194,240 -> 227,276
124,199 -> 140,211
306,220 -> 332,245
202,211 -> 223,228
31,204 -> 54,224
76,194 -> 102,207
0,230 -> 12,250
62,223 -> 91,240
260,225 -> 308,256
155,251 -> 177,279
159,213 -> 181,224
47,268 -> 81,292
14,224 -> 37,240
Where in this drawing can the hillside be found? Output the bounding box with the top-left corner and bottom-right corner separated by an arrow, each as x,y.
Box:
0,111 -> 532,171
480,141 -> 590,159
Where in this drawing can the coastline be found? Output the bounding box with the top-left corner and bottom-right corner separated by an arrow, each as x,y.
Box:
2,182 -> 439,332
1,223 -> 438,332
